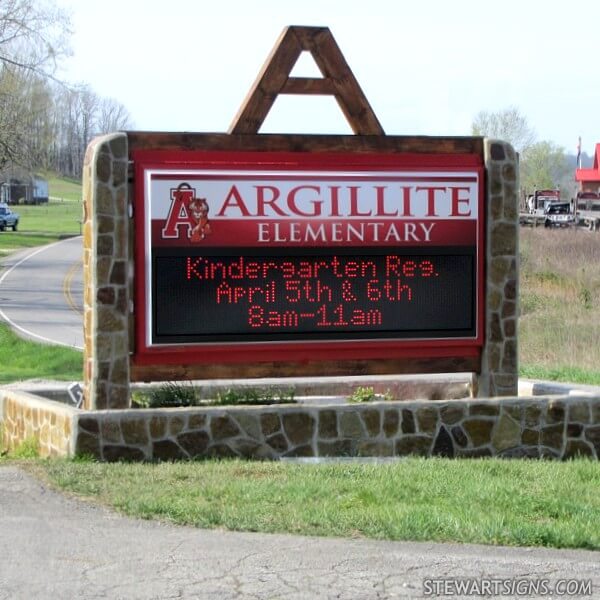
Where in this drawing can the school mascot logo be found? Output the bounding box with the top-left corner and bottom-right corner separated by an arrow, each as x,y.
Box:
161,183 -> 211,242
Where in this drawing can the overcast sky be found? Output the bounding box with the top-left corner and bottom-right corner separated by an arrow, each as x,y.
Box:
56,0 -> 600,156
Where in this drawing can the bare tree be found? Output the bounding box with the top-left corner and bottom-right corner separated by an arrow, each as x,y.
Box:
95,97 -> 133,135
471,106 -> 536,154
0,0 -> 71,77
0,68 -> 51,170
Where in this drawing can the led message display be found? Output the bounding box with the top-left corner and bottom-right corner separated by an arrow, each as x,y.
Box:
153,250 -> 475,343
134,151 -> 484,359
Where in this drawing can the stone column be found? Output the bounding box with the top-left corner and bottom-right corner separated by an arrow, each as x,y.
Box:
82,133 -> 130,410
477,139 -> 519,397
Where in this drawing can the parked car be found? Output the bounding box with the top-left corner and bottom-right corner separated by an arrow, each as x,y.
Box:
0,202 -> 19,231
544,201 -> 573,228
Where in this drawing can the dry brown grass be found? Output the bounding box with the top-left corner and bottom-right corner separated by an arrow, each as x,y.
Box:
519,228 -> 600,376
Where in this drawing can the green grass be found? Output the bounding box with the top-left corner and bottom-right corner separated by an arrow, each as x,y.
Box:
28,457 -> 600,550
519,365 -> 600,386
519,228 -> 600,384
45,173 -> 83,202
0,174 -> 82,257
0,322 -> 82,384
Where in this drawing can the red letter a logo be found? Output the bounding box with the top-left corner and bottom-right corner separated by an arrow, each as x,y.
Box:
161,183 -> 195,239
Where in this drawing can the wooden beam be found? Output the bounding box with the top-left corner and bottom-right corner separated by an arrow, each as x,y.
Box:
229,27 -> 303,134
282,77 -> 336,95
127,132 -> 484,156
131,356 -> 480,383
228,26 -> 384,136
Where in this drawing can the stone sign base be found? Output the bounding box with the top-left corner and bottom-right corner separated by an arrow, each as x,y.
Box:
2,389 -> 599,461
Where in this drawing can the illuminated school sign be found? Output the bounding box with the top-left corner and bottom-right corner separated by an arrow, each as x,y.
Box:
134,150 -> 484,364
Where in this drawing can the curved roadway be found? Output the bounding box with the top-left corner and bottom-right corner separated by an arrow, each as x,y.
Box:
0,236 -> 83,350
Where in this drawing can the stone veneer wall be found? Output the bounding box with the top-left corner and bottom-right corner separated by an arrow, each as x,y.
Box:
81,134 -> 518,409
4,390 -> 599,461
82,132 -> 130,410
479,139 -> 519,397
1,392 -> 77,457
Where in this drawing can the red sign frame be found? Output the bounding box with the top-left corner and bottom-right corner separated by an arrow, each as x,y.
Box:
132,150 -> 485,367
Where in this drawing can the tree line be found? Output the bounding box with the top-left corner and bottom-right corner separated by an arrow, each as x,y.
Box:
0,0 -> 132,180
0,1 -> 581,191
471,106 -> 577,200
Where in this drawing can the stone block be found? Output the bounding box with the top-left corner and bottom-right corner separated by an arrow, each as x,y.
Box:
400,409 -> 415,434
188,414 -> 207,431
75,431 -> 100,458
492,414 -> 521,452
490,143 -> 506,161
97,287 -> 115,306
451,425 -> 468,448
169,416 -> 186,436
440,404 -> 465,425
361,409 -> 381,437
567,423 -> 583,438
210,415 -> 240,440
318,439 -> 355,457
177,431 -> 210,458
100,419 -> 122,443
206,444 -> 238,459
416,406 -> 438,434
121,418 -> 149,445
463,419 -> 494,447
383,409 -> 400,437
356,440 -> 393,457
546,401 -> 566,424
524,404 -> 542,427
78,417 -> 99,434
266,433 -> 288,453
110,261 -> 127,285
456,448 -> 493,458
568,402 -> 591,424
540,424 -> 565,450
491,223 -> 516,256
233,412 -> 262,440
339,411 -> 363,438
521,429 -> 539,445
103,445 -> 146,462
112,161 -> 127,187
282,412 -> 315,446
283,444 -> 314,458
499,447 -> 541,459
396,435 -> 432,457
563,440 -> 594,459
96,152 -> 111,183
260,413 -> 281,437
152,439 -> 187,461
109,136 -> 127,159
233,440 -> 274,460
149,416 -> 167,439
469,403 -> 499,417
432,427 -> 454,458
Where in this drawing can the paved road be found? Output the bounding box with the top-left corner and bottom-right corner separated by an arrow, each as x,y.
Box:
0,466 -> 598,600
0,236 -> 83,349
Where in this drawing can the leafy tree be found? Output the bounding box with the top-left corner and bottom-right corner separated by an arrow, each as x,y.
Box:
471,107 -> 574,196
471,106 -> 536,154
520,141 -> 570,192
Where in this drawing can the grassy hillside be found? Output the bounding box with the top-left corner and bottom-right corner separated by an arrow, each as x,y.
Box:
45,173 -> 83,203
0,174 -> 82,257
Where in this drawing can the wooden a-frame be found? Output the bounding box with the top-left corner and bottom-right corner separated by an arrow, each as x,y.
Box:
229,26 -> 385,136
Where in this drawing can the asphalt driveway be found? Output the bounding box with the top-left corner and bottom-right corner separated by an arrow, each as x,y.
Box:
1,465 -> 598,599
